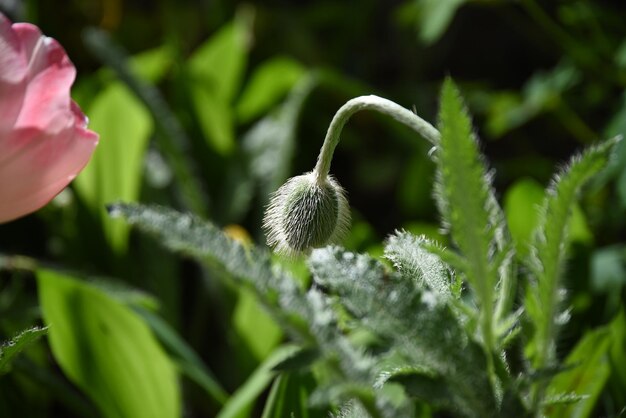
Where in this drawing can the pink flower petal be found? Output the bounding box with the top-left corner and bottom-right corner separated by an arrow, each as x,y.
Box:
12,27 -> 76,133
0,123 -> 98,223
0,14 -> 27,130
0,13 -> 99,223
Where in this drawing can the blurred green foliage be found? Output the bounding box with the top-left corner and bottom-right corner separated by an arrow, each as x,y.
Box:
1,0 -> 625,417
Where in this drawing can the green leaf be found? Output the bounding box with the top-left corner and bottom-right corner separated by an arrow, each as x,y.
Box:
309,247 -> 498,418
107,202 -> 314,342
544,327 -> 612,418
236,57 -> 306,123
129,45 -> 174,83
242,75 -> 316,200
190,88 -> 235,155
261,371 -> 325,418
74,82 -> 152,253
525,136 -> 621,371
233,287 -> 283,361
416,0 -> 466,44
38,269 -> 181,418
216,345 -> 300,418
134,307 -> 229,405
0,327 -> 48,375
82,28 -> 209,217
188,19 -> 250,103
435,78 -> 507,347
188,17 -> 251,155
608,310 -> 626,407
384,231 -> 452,298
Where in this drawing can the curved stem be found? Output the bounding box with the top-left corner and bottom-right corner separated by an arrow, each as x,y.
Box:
313,95 -> 440,182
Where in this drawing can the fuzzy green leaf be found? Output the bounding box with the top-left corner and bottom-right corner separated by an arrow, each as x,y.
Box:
525,136 -> 622,371
309,247 -> 497,418
435,78 -> 508,349
384,230 -> 452,298
0,327 -> 48,375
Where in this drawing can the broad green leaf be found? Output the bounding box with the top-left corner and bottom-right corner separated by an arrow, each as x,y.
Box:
233,287 -> 282,361
129,45 -> 174,83
82,28 -> 209,216
190,88 -> 235,154
525,136 -> 621,371
416,0 -> 466,44
0,327 -> 47,375
38,270 -> 180,418
134,307 -> 229,405
188,18 -> 250,155
236,57 -> 305,123
74,82 -> 152,253
216,345 -> 299,418
435,78 -> 507,347
188,20 -> 250,103
544,327 -> 612,418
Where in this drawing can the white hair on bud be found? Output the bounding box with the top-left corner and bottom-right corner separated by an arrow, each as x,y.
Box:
263,171 -> 351,256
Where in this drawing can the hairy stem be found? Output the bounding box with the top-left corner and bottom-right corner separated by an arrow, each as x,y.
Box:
314,95 -> 440,182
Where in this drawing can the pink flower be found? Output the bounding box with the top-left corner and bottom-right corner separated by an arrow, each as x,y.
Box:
0,13 -> 98,223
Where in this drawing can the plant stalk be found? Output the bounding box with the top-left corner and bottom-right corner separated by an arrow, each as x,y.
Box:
313,95 -> 440,182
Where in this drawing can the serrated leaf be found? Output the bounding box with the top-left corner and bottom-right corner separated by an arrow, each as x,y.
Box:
107,202 -> 315,345
236,57 -> 306,123
383,367 -> 451,408
74,82 -> 152,253
525,136 -> 621,370
384,231 -> 452,298
0,327 -> 48,375
38,269 -> 180,418
435,78 -> 507,347
308,247 -> 497,418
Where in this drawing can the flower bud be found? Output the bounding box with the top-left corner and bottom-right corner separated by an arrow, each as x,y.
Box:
263,172 -> 350,255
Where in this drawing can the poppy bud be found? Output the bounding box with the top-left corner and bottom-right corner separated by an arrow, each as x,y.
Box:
263,171 -> 350,256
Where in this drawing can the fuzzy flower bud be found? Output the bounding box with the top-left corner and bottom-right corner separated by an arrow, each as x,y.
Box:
263,171 -> 350,256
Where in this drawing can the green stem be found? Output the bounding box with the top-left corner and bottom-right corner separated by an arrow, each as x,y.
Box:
313,95 -> 440,182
